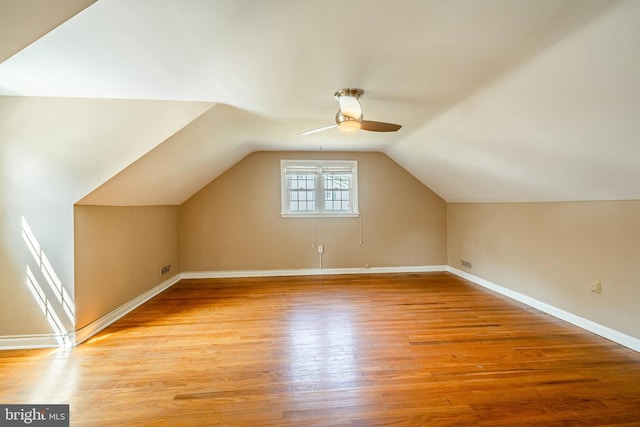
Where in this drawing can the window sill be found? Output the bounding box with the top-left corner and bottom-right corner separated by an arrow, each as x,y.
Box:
280,212 -> 360,218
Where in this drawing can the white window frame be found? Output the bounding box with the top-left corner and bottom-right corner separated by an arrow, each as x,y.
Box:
280,160 -> 359,217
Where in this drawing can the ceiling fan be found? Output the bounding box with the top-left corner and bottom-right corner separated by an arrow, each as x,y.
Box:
300,88 -> 402,136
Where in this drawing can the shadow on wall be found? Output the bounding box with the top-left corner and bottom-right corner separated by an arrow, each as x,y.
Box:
21,217 -> 74,346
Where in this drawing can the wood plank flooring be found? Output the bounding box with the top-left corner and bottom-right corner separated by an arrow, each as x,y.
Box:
2,272 -> 640,426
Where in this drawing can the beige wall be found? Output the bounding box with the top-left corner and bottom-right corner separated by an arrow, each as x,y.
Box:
448,201 -> 640,339
180,151 -> 447,271
74,205 -> 180,329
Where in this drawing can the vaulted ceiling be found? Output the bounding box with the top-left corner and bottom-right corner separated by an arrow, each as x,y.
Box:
1,0 -> 639,204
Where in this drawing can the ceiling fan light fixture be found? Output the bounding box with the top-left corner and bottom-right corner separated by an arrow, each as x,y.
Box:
335,110 -> 362,132
337,118 -> 361,132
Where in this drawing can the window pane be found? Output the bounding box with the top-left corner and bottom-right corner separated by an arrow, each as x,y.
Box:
324,174 -> 350,189
290,192 -> 315,211
289,174 -> 316,190
288,173 -> 316,212
324,180 -> 350,211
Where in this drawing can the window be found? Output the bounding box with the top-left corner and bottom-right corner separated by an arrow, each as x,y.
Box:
281,160 -> 359,217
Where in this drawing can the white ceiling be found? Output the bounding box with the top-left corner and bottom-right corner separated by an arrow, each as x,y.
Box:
1,0 -> 639,204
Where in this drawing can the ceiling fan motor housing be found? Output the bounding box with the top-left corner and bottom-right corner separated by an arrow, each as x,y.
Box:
335,88 -> 364,124
334,88 -> 364,100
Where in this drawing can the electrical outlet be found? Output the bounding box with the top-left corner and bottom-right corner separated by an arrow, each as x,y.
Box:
161,265 -> 171,275
317,245 -> 324,254
591,280 -> 602,294
461,259 -> 472,269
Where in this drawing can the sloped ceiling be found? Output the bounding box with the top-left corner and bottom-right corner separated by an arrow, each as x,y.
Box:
1,0 -> 639,204
0,96 -> 213,203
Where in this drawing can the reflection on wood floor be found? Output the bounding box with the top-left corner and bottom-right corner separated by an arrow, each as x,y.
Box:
2,272 -> 640,426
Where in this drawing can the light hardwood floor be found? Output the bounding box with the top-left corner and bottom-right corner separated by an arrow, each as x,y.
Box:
2,272 -> 640,426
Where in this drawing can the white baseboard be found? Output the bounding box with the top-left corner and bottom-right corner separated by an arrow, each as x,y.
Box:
181,265 -> 448,280
0,334 -> 66,350
73,273 -> 182,346
448,267 -> 640,353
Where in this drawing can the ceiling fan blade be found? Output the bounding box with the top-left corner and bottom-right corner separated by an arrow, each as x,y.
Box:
299,124 -> 337,136
360,121 -> 402,132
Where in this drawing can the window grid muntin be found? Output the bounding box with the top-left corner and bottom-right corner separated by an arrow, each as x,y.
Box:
323,174 -> 351,212
288,174 -> 316,212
